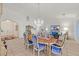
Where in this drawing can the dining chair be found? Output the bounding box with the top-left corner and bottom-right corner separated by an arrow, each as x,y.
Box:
51,44 -> 62,55
32,35 -> 46,56
24,34 -> 33,49
51,34 -> 66,56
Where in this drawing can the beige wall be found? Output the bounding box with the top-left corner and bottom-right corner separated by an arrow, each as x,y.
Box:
0,3 -> 2,16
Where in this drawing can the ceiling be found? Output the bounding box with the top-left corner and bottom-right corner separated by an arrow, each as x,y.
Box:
2,3 -> 79,25
3,3 -> 79,18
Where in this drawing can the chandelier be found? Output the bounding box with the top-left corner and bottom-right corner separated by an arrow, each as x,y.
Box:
34,18 -> 44,27
34,3 -> 44,30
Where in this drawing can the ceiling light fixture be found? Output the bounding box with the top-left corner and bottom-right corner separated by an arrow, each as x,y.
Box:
34,3 -> 44,30
58,13 -> 77,18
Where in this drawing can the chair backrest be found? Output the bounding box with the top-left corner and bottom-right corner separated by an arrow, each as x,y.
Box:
51,34 -> 66,55
32,35 -> 38,46
52,32 -> 59,36
51,44 -> 62,54
60,34 -> 66,47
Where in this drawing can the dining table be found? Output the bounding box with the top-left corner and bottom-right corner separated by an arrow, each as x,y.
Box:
38,37 -> 57,56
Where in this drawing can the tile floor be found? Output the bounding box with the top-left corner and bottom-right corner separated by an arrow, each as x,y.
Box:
6,38 -> 79,56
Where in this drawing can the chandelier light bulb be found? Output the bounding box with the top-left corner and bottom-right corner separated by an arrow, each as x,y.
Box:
38,19 -> 40,24
41,20 -> 43,25
34,20 -> 36,25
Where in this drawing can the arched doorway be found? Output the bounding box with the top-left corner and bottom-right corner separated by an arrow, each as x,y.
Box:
0,19 -> 19,40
